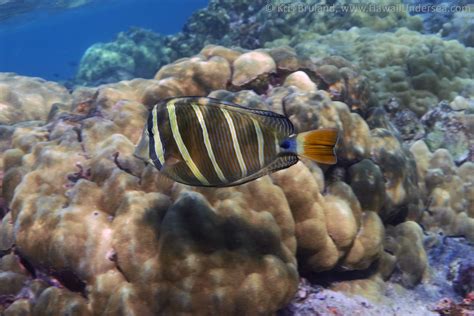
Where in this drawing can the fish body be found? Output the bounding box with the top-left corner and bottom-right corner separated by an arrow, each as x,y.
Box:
135,97 -> 338,187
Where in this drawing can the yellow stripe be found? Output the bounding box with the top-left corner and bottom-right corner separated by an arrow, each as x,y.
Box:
191,103 -> 227,183
251,117 -> 265,168
221,108 -> 247,177
274,132 -> 280,154
167,101 -> 210,186
152,106 -> 165,165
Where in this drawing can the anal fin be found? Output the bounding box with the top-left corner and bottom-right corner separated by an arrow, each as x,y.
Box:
222,154 -> 299,187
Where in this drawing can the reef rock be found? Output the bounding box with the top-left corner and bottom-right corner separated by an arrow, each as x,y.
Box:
410,141 -> 474,242
1,92 -> 298,314
404,0 -> 474,47
0,46 -> 437,314
0,73 -> 72,125
153,54 -> 231,97
76,28 -> 171,86
441,11 -> 474,47
385,221 -> 428,288
75,0 -> 423,86
171,0 -> 422,53
288,27 -> 474,116
421,100 -> 474,164
231,51 -> 276,90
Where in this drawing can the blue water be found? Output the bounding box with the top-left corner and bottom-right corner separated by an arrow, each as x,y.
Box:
0,0 -> 208,82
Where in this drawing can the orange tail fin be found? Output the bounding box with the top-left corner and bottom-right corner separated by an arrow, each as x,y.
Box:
296,128 -> 339,164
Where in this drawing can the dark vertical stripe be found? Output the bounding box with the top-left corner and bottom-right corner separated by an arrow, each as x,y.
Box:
156,101 -> 202,186
261,125 -> 279,166
203,105 -> 242,184
155,103 -> 172,161
148,106 -> 164,169
229,111 -> 261,177
175,102 -> 224,185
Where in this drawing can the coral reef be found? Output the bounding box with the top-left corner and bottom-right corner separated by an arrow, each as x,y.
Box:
441,10 -> 474,47
284,27 -> 474,115
76,28 -> 172,86
280,278 -> 438,316
283,235 -> 474,315
426,235 -> 474,315
75,0 -> 423,86
384,221 -> 428,288
421,99 -> 474,164
405,0 -> 474,47
410,141 -> 474,242
367,95 -> 473,164
433,294 -> 474,316
452,259 -> 474,297
1,97 -> 299,314
0,73 -> 72,125
170,0 -> 422,53
3,0 -> 474,311
1,45 -> 472,314
231,51 -> 276,89
73,0 -> 473,123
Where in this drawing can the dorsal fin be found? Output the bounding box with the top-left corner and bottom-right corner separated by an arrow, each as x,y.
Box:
169,96 -> 295,136
218,154 -> 299,187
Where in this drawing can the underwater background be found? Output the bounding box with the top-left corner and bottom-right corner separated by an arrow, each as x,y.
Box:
0,0 -> 473,315
0,0 -> 208,81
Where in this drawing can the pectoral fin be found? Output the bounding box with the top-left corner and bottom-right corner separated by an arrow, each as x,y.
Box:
164,155 -> 181,167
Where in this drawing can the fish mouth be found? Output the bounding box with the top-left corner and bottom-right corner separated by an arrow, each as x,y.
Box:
134,127 -> 150,161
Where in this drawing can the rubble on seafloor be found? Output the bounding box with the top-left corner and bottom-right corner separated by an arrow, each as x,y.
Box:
281,235 -> 474,315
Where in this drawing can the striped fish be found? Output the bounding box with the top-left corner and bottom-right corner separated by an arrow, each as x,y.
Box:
134,97 -> 338,187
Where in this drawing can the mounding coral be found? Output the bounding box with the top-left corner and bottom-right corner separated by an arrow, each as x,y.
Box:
410,1 -> 474,48
1,96 -> 299,314
284,27 -> 474,116
441,10 -> 474,47
77,7 -> 471,114
410,141 -> 474,242
2,45 -> 472,314
173,0 -> 423,53
75,0 -> 424,86
0,73 -> 72,125
421,99 -> 474,164
76,28 -> 172,86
